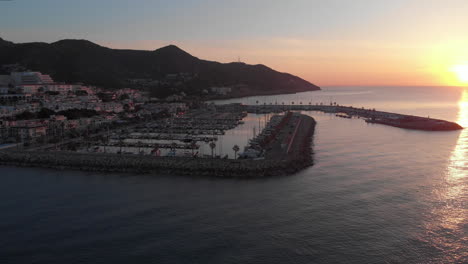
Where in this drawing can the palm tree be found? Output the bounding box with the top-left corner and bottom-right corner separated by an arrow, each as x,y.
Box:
102,137 -> 107,153
190,141 -> 197,156
171,142 -> 177,151
137,141 -> 142,154
232,145 -> 240,159
119,138 -> 124,154
151,143 -> 160,156
209,141 -> 216,158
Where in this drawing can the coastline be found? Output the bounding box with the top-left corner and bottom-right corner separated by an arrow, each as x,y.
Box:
203,87 -> 321,101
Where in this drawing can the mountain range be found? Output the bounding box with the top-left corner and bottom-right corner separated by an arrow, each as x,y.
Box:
0,37 -> 320,98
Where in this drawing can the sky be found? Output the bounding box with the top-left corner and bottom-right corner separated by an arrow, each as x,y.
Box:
1,0 -> 468,87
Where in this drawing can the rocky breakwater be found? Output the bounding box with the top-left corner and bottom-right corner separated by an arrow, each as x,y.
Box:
0,114 -> 316,177
246,104 -> 463,131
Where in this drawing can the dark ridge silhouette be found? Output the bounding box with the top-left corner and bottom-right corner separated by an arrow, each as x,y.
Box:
0,37 -> 14,47
0,38 -> 320,97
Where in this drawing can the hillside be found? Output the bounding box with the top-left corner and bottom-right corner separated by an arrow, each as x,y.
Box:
0,38 -> 320,98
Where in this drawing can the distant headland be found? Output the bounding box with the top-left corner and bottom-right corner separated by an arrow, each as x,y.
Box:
0,38 -> 320,99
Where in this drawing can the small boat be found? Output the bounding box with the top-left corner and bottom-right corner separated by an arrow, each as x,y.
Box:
166,149 -> 177,157
336,113 -> 352,119
182,137 -> 193,143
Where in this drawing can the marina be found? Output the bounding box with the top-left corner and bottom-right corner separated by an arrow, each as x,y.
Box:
0,100 -> 463,176
0,112 -> 316,177
1,86 -> 466,263
3,3 -> 468,262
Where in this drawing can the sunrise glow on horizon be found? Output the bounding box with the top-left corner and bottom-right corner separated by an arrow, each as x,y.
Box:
450,64 -> 468,84
1,0 -> 468,87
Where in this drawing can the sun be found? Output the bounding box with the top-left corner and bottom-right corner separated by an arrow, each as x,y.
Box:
450,64 -> 468,84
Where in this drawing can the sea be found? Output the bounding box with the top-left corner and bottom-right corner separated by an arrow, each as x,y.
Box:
1,86 -> 467,263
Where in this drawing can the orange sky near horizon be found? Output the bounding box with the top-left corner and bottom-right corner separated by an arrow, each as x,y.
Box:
102,1 -> 468,88
104,38 -> 468,88
3,0 -> 468,88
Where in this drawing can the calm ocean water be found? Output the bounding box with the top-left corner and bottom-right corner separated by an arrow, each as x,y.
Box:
1,86 -> 467,263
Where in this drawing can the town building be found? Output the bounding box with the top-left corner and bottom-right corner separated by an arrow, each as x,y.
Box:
8,120 -> 48,142
210,86 -> 232,95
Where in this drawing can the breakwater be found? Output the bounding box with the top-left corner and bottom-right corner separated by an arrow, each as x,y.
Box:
246,104 -> 463,131
0,114 -> 316,177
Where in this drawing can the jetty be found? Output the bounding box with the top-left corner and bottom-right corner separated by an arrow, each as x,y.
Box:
246,104 -> 463,131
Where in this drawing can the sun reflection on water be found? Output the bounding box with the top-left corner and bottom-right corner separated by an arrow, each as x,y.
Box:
448,89 -> 468,182
455,89 -> 468,128
428,89 -> 468,261
447,89 -> 468,209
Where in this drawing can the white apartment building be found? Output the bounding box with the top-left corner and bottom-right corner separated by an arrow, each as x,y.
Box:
10,72 -> 75,94
45,84 -> 73,93
210,86 -> 232,95
0,75 -> 12,90
11,72 -> 54,86
0,87 -> 8,94
21,84 -> 43,94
